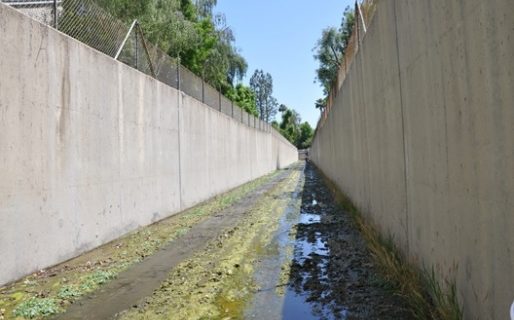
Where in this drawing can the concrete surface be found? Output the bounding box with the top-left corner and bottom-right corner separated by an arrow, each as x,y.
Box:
0,4 -> 297,287
310,0 -> 514,318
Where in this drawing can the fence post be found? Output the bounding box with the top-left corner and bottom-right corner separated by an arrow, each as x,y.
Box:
115,20 -> 138,60
137,24 -> 156,78
357,3 -> 367,34
218,91 -> 222,112
53,0 -> 58,29
177,60 -> 181,91
231,101 -> 234,118
355,2 -> 359,50
135,30 -> 139,69
202,78 -> 205,103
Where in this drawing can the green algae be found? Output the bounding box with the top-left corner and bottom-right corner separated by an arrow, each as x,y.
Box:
118,168 -> 302,320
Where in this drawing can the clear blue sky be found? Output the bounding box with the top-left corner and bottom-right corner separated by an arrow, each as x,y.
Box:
215,0 -> 354,128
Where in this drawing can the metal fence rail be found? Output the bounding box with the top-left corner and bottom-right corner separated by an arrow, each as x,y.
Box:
0,0 -> 270,132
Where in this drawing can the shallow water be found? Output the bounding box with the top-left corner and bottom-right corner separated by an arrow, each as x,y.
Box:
44,162 -> 411,320
299,213 -> 321,225
246,162 -> 412,319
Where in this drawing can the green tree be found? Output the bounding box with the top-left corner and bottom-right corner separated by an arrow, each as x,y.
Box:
95,0 -> 199,60
276,105 -> 313,149
226,84 -> 258,116
94,0 -> 152,22
277,106 -> 300,146
194,0 -> 217,18
340,6 -> 356,49
250,69 -> 278,122
313,6 -> 355,106
314,27 -> 343,95
279,108 -> 301,141
177,13 -> 246,93
297,122 -> 314,149
95,0 -> 247,98
315,97 -> 326,114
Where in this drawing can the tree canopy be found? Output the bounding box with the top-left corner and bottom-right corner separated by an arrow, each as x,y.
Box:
226,84 -> 258,117
250,69 -> 278,123
276,105 -> 314,149
95,0 -> 312,143
313,6 -> 355,109
96,0 -> 246,96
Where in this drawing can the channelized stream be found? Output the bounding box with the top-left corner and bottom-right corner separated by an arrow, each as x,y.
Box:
247,162 -> 411,319
5,162 -> 413,319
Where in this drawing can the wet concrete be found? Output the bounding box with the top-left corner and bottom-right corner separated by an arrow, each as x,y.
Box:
244,170 -> 304,319
51,170 -> 292,320
52,162 -> 412,319
247,162 -> 412,319
118,164 -> 304,319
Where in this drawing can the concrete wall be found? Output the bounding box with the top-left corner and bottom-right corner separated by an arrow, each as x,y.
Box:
310,0 -> 514,318
0,4 -> 297,286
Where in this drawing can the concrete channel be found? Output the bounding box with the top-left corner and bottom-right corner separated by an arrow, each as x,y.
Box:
0,162 -> 416,319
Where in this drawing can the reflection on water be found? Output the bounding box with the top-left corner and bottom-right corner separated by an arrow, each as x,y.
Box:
282,171 -> 349,320
298,213 -> 321,225
247,162 -> 411,319
284,220 -> 348,320
282,291 -> 350,320
296,237 -> 329,259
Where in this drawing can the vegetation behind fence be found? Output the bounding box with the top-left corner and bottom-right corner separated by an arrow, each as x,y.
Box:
1,0 -> 271,132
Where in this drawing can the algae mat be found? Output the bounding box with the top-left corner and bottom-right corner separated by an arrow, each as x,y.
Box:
116,164 -> 303,320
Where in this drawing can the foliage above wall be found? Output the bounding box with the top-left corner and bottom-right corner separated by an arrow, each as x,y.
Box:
313,5 -> 355,111
273,105 -> 313,149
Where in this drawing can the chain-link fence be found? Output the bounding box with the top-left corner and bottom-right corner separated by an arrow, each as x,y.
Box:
318,0 -> 378,129
1,0 -> 270,132
2,0 -> 59,26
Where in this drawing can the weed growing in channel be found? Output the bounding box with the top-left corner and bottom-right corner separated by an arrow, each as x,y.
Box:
57,285 -> 83,301
13,298 -> 61,319
77,270 -> 118,293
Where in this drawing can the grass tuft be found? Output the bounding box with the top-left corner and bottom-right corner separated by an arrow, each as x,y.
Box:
13,298 -> 60,319
423,267 -> 463,320
77,270 -> 118,293
57,285 -> 83,300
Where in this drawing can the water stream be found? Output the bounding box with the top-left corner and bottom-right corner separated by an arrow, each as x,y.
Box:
245,162 -> 411,319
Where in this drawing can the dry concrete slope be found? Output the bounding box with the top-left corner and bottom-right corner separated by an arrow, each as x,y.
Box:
310,0 -> 514,318
0,4 -> 297,286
